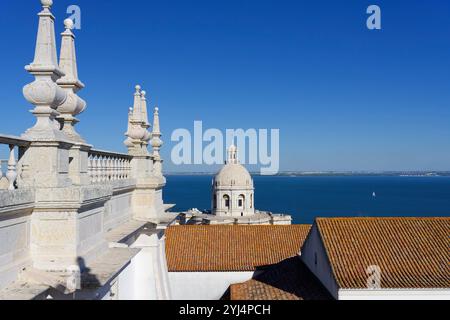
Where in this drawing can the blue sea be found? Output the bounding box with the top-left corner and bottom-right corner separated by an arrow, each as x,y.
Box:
163,175 -> 450,224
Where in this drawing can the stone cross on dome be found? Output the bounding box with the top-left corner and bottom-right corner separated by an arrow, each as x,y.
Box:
227,145 -> 239,165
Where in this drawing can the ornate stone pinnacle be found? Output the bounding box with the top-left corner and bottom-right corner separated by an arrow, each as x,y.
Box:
151,106 -> 163,176
125,86 -> 147,155
131,85 -> 143,122
140,90 -> 152,144
56,18 -> 87,143
141,91 -> 150,127
124,108 -> 134,148
22,0 -> 67,140
151,107 -> 162,152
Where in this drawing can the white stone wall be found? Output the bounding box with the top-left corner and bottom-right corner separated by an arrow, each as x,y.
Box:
0,214 -> 32,290
103,184 -> 134,232
0,190 -> 34,290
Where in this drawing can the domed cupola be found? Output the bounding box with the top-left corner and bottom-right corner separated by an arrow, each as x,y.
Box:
212,145 -> 255,217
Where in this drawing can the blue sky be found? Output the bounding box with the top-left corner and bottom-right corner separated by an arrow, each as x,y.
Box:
1,0 -> 449,172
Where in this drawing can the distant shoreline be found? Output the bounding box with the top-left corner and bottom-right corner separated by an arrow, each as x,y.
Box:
165,171 -> 450,177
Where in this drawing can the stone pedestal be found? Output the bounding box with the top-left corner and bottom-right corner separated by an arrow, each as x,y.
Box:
132,181 -> 165,223
30,186 -> 111,272
130,156 -> 166,223
18,140 -> 73,189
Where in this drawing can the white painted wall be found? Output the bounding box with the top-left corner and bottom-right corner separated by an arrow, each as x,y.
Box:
301,224 -> 339,299
339,289 -> 450,300
116,232 -> 171,300
169,272 -> 254,300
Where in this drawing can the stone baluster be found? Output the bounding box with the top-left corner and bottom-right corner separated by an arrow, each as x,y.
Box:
102,156 -> 107,182
90,156 -> 96,183
123,160 -> 126,179
95,156 -> 101,183
109,157 -> 114,181
118,158 -> 123,180
115,158 -> 119,180
114,158 -> 119,180
125,159 -> 129,179
119,159 -> 124,179
111,157 -> 116,181
117,158 -> 121,180
126,159 -> 131,179
95,156 -> 102,183
97,156 -> 103,182
88,156 -> 94,182
92,156 -> 97,182
6,145 -> 17,191
102,157 -> 108,182
110,158 -> 115,181
103,156 -> 109,181
103,157 -> 108,182
107,157 -> 113,181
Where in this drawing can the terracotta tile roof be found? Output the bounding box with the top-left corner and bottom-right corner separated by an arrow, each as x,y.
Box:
230,280 -> 300,300
165,225 -> 311,272
230,257 -> 333,300
315,217 -> 450,289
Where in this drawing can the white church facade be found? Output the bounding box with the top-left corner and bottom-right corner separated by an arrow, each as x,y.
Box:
179,145 -> 292,225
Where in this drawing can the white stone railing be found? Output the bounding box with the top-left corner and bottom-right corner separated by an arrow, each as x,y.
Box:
88,149 -> 133,183
0,135 -> 30,191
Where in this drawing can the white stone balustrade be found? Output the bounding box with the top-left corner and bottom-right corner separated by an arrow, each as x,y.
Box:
88,150 -> 132,183
0,135 -> 31,190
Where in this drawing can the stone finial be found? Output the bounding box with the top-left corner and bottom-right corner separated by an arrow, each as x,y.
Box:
151,107 -> 163,176
41,0 -> 53,8
22,0 -> 67,140
141,91 -> 149,126
152,107 -> 161,137
140,90 -> 152,143
58,18 -> 83,87
64,18 -> 74,30
124,108 -> 134,147
131,85 -> 143,122
56,18 -> 87,143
